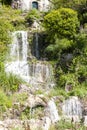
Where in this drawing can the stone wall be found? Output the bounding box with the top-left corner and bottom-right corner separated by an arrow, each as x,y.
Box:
12,0 -> 50,11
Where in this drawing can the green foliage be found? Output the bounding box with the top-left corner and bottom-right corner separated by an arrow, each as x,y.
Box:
44,8 -> 79,39
1,0 -> 12,5
54,120 -> 87,130
43,8 -> 79,60
74,33 -> 87,51
58,73 -> 77,88
0,19 -> 13,45
0,90 -> 12,115
20,107 -> 30,120
15,93 -> 28,104
45,38 -> 74,59
25,9 -> 40,26
51,0 -> 86,9
0,6 -> 24,93
51,0 -> 87,25
48,87 -> 68,99
53,31 -> 87,98
70,84 -> 87,98
0,62 -> 22,92
0,7 -> 22,61
0,6 -> 24,30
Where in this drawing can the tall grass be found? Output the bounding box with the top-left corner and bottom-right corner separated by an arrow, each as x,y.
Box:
0,62 -> 23,92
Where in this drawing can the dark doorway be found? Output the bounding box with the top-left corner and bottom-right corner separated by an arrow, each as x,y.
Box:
32,1 -> 38,9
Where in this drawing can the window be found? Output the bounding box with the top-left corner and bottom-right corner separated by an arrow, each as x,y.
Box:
32,1 -> 38,9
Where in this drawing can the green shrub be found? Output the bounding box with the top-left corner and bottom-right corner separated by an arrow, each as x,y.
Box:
45,38 -> 74,59
55,120 -> 87,130
25,9 -> 40,26
0,18 -> 13,45
44,8 -> 79,39
0,90 -> 12,114
57,73 -> 78,88
0,62 -> 22,92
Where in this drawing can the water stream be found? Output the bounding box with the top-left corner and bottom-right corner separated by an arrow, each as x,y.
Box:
5,31 -> 54,88
45,99 -> 60,123
62,96 -> 82,121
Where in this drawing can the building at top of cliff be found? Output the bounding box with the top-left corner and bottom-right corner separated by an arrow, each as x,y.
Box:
12,0 -> 50,11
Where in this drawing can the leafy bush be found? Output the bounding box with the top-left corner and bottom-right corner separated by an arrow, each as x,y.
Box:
45,38 -> 74,59
43,8 -> 79,60
57,73 -> 78,88
0,18 -> 13,45
0,62 -> 22,92
1,0 -> 12,5
0,90 -> 12,116
25,9 -> 40,26
44,8 -> 79,39
54,120 -> 87,130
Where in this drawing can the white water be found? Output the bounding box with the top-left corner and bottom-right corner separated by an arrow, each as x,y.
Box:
5,31 -> 54,88
10,31 -> 28,61
45,99 -> 60,123
42,117 -> 51,130
62,96 -> 82,119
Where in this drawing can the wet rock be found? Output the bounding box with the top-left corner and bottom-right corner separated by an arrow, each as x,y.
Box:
83,106 -> 87,115
18,84 -> 31,94
62,53 -> 73,62
28,117 -> 51,130
0,121 -> 8,130
65,84 -> 73,92
25,94 -> 47,108
83,116 -> 87,126
0,119 -> 23,130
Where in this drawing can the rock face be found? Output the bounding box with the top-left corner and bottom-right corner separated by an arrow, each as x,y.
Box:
25,94 -> 47,108
84,116 -> 87,126
0,118 -> 51,130
1,84 -> 87,129
1,88 -> 60,130
12,0 -> 50,11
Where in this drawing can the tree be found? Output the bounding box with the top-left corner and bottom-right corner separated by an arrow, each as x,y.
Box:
50,0 -> 87,10
1,0 -> 12,5
50,0 -> 87,25
44,8 -> 79,39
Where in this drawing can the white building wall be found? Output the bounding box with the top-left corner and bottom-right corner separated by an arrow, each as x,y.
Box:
12,0 -> 50,11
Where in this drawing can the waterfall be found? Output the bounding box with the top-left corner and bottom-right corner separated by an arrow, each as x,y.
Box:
5,31 -> 54,88
9,31 -> 29,61
62,96 -> 82,121
35,33 -> 39,59
45,99 -> 60,123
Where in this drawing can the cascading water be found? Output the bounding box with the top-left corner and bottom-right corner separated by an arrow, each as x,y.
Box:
35,33 -> 39,59
10,31 -> 29,61
5,31 -> 54,88
62,96 -> 82,121
44,99 -> 60,123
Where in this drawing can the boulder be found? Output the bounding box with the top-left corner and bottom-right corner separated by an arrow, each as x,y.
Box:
25,94 -> 47,108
